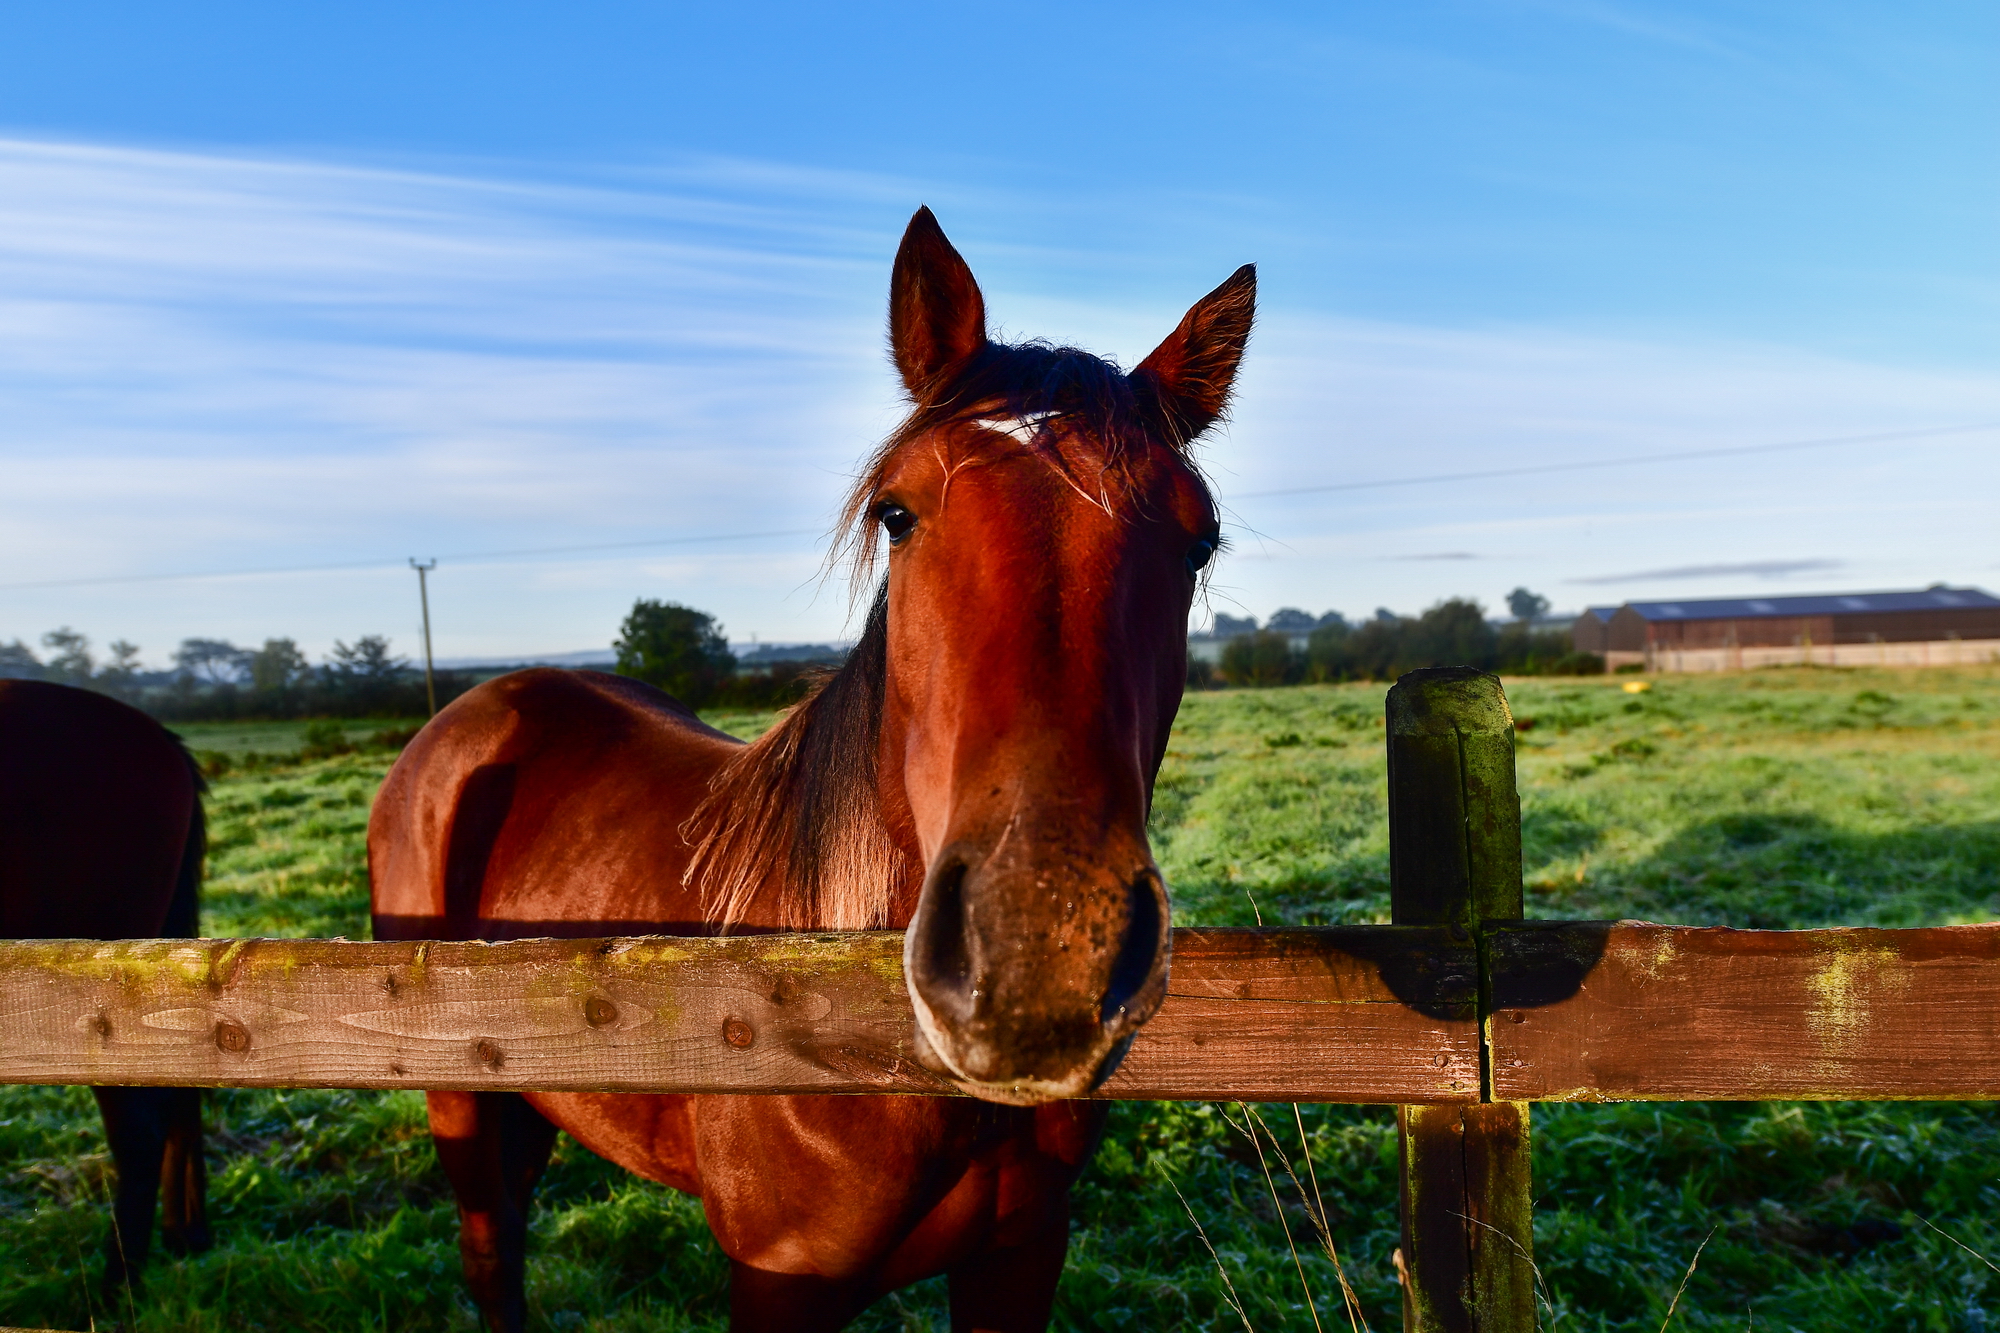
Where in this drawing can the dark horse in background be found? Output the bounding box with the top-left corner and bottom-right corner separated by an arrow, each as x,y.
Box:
0,679 -> 212,1288
371,208 -> 1255,1332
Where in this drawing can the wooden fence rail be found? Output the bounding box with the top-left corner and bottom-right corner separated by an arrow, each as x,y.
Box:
0,927 -> 1478,1100
1,669 -> 1990,1331
9,921 -> 1998,1102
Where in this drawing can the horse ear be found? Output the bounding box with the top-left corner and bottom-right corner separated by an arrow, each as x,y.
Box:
1133,264 -> 1256,444
890,207 -> 989,402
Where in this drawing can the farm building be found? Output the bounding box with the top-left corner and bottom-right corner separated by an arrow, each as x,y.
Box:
1568,606 -> 1621,655
1578,586 -> 2000,672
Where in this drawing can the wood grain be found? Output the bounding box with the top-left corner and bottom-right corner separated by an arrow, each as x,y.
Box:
1387,668 -> 1538,1333
1492,921 -> 2000,1101
1398,1103 -> 1537,1333
19,919 -> 2000,1104
0,927 -> 1481,1103
1386,666 -> 1524,932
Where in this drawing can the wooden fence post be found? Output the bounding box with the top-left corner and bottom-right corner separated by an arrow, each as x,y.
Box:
1388,667 -> 1537,1333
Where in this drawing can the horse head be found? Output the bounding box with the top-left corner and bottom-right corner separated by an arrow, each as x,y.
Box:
867,208 -> 1254,1103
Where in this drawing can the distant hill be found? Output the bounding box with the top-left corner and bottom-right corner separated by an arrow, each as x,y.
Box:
434,642 -> 850,672
734,642 -> 849,668
431,648 -> 617,670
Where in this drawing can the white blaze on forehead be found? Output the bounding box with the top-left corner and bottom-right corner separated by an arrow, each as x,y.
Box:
978,413 -> 1062,443
972,409 -> 1122,515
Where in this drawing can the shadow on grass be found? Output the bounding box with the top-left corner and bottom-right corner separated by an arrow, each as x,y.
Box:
1546,814 -> 2000,930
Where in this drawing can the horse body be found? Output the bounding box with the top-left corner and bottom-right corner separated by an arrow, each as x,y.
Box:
372,668 -> 1101,1329
0,679 -> 211,1287
369,208 -> 1254,1331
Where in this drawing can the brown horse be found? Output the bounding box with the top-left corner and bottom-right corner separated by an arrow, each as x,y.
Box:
369,207 -> 1253,1332
0,679 -> 212,1289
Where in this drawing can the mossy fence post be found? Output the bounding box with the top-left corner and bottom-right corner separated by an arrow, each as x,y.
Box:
1388,667 -> 1537,1333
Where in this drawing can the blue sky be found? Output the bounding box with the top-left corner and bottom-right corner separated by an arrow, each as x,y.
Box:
0,2 -> 1995,662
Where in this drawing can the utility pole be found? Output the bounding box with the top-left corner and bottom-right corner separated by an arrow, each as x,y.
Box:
410,558 -> 438,717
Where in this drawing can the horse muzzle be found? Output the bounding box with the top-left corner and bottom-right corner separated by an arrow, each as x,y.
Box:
903,841 -> 1172,1105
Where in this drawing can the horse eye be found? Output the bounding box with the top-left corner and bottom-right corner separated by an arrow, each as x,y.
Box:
1184,539 -> 1216,577
878,504 -> 917,546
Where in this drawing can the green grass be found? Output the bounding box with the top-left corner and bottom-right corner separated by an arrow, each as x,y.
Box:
166,718 -> 427,759
5,666 -> 2000,1330
1155,669 -> 2000,932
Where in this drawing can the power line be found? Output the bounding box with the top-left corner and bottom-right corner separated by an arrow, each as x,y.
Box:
1230,421 -> 2000,500
0,527 -> 825,594
4,421 -> 1993,594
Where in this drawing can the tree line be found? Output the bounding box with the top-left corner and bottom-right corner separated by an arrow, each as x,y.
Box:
0,603 -> 827,722
1,586 -> 1602,723
0,629 -> 475,719
1194,594 -> 1602,688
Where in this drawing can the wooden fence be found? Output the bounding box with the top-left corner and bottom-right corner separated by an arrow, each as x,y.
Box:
3,667 -> 1995,1331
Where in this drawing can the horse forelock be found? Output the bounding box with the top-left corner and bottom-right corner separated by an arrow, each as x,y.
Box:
679,584 -> 907,932
832,339 -> 1214,590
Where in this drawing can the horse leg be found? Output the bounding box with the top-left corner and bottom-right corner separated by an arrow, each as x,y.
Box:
427,1090 -> 560,1333
945,1208 -> 1070,1333
728,1261 -> 872,1333
158,1087 -> 212,1256
92,1086 -> 169,1292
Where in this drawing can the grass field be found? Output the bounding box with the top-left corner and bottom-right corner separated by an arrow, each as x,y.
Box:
4,666 -> 1999,1331
165,718 -> 426,760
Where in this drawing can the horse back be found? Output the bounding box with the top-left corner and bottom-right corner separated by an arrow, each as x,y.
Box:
0,680 -> 201,939
369,668 -> 742,941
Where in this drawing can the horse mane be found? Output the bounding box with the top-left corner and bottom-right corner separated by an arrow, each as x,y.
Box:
682,338 -> 1213,931
680,583 -> 902,930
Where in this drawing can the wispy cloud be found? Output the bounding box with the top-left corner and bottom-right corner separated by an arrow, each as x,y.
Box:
0,138 -> 920,656
2,135 -> 1999,657
1570,559 -> 1843,585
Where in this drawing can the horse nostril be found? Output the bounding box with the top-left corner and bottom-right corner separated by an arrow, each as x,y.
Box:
910,855 -> 975,1023
1101,870 -> 1167,1025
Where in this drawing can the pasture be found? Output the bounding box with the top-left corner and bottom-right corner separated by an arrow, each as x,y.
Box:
168,719 -> 425,762
3,666 -> 1998,1331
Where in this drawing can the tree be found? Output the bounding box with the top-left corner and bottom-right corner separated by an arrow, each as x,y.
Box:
1345,616 -> 1411,679
97,641 -> 145,696
41,628 -> 93,683
1495,621 -> 1601,676
1219,629 -> 1300,687
1265,607 -> 1319,633
1406,598 -> 1497,668
250,638 -> 310,690
1305,598 -> 1500,681
327,636 -> 405,682
613,601 -> 735,706
175,638 -> 252,684
0,640 -> 41,680
322,636 -> 410,713
1305,618 -> 1354,681
1506,587 -> 1551,624
1210,613 -> 1257,637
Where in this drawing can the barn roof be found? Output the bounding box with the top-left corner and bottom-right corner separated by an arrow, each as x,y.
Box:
1578,605 -> 1620,623
1622,587 -> 2000,622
